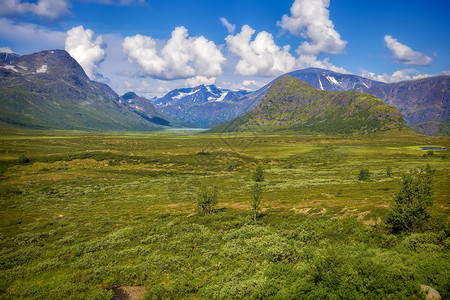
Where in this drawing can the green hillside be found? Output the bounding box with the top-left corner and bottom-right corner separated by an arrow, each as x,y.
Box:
210,75 -> 409,134
0,50 -> 162,132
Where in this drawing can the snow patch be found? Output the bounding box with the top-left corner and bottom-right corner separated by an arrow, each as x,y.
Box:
36,65 -> 47,73
326,76 -> 340,86
318,78 -> 324,90
216,91 -> 228,102
207,96 -> 216,101
2,65 -> 18,72
361,80 -> 369,88
172,90 -> 198,100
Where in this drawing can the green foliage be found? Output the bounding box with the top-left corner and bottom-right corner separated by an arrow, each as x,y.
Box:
386,165 -> 392,177
358,168 -> 371,181
17,154 -> 30,164
252,164 -> 265,182
196,185 -> 218,215
250,183 -> 263,222
386,165 -> 435,233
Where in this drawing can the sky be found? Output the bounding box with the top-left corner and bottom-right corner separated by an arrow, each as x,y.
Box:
1,0 -> 449,98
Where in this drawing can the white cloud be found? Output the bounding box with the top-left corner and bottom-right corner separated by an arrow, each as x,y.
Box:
277,0 -> 347,55
226,25 -> 297,76
185,76 -> 216,87
65,26 -> 105,79
0,47 -> 14,53
0,0 -> 70,20
122,26 -> 225,81
297,54 -> 349,74
220,17 -> 235,34
384,35 -> 432,66
225,25 -> 348,77
360,68 -> 434,83
0,18 -> 65,53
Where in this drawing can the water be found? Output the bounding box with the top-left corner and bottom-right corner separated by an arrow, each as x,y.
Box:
421,147 -> 448,150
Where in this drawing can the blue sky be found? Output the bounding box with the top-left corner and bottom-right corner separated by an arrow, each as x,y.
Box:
1,0 -> 449,97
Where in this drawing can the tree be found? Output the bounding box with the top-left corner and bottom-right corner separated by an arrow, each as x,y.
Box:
358,168 -> 371,181
386,165 -> 392,178
196,185 -> 218,215
251,183 -> 263,222
253,165 -> 265,182
385,165 -> 435,233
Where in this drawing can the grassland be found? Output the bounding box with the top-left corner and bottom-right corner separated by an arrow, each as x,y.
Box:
0,129 -> 449,299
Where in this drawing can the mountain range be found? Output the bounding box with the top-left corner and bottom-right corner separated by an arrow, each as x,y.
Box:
0,50 -> 173,131
0,49 -> 448,136
209,75 -> 408,134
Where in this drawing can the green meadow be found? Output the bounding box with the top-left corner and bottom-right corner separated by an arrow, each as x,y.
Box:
0,129 -> 449,299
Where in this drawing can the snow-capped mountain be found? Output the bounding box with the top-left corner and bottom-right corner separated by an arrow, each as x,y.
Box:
286,68 -> 383,92
152,84 -> 249,107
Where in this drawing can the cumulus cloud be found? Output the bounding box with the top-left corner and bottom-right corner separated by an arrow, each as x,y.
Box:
384,35 -> 432,66
277,0 -> 347,55
0,47 -> 14,53
122,26 -> 225,81
185,76 -> 216,87
225,25 -> 348,77
0,0 -> 70,20
220,17 -> 236,34
226,25 -> 297,76
360,68 -> 433,83
65,26 -> 105,79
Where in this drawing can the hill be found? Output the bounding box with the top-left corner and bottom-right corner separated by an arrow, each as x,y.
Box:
209,75 -> 408,134
0,50 -> 167,131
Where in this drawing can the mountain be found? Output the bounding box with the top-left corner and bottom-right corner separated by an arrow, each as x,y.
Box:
209,75 -> 408,134
151,85 -> 250,127
286,68 -> 383,91
0,50 -> 167,131
360,75 -> 449,127
120,92 -> 179,127
412,121 -> 450,137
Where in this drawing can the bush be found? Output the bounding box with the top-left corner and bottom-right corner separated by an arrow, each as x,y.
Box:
385,165 -> 435,233
196,185 -> 218,215
18,154 -> 30,164
386,165 -> 392,177
253,165 -> 265,182
358,168 -> 371,181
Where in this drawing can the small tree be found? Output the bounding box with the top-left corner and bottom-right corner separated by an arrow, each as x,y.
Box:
17,154 -> 30,164
196,185 -> 218,215
253,165 -> 265,182
251,183 -> 263,222
358,168 -> 371,181
386,165 -> 392,178
385,165 -> 435,233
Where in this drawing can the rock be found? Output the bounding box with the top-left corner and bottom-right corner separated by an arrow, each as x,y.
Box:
421,284 -> 441,300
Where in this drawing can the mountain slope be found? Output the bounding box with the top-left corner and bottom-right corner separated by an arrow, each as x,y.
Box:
209,75 -> 408,134
361,75 -> 449,126
152,84 -> 250,127
0,50 -> 165,131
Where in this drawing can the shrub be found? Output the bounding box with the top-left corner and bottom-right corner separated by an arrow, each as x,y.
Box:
385,165 -> 435,233
18,154 -> 30,164
386,165 -> 392,177
358,168 -> 371,181
196,185 -> 218,215
253,165 -> 265,182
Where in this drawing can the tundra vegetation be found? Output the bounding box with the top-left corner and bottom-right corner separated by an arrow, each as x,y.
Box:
0,129 -> 448,299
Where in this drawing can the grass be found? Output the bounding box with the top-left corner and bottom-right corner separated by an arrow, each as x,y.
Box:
0,129 -> 448,299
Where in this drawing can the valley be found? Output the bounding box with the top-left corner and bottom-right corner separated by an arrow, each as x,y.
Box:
0,130 -> 448,299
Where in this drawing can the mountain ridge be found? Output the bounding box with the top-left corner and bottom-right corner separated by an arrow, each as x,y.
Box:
209,75 -> 409,134
0,50 -> 169,132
